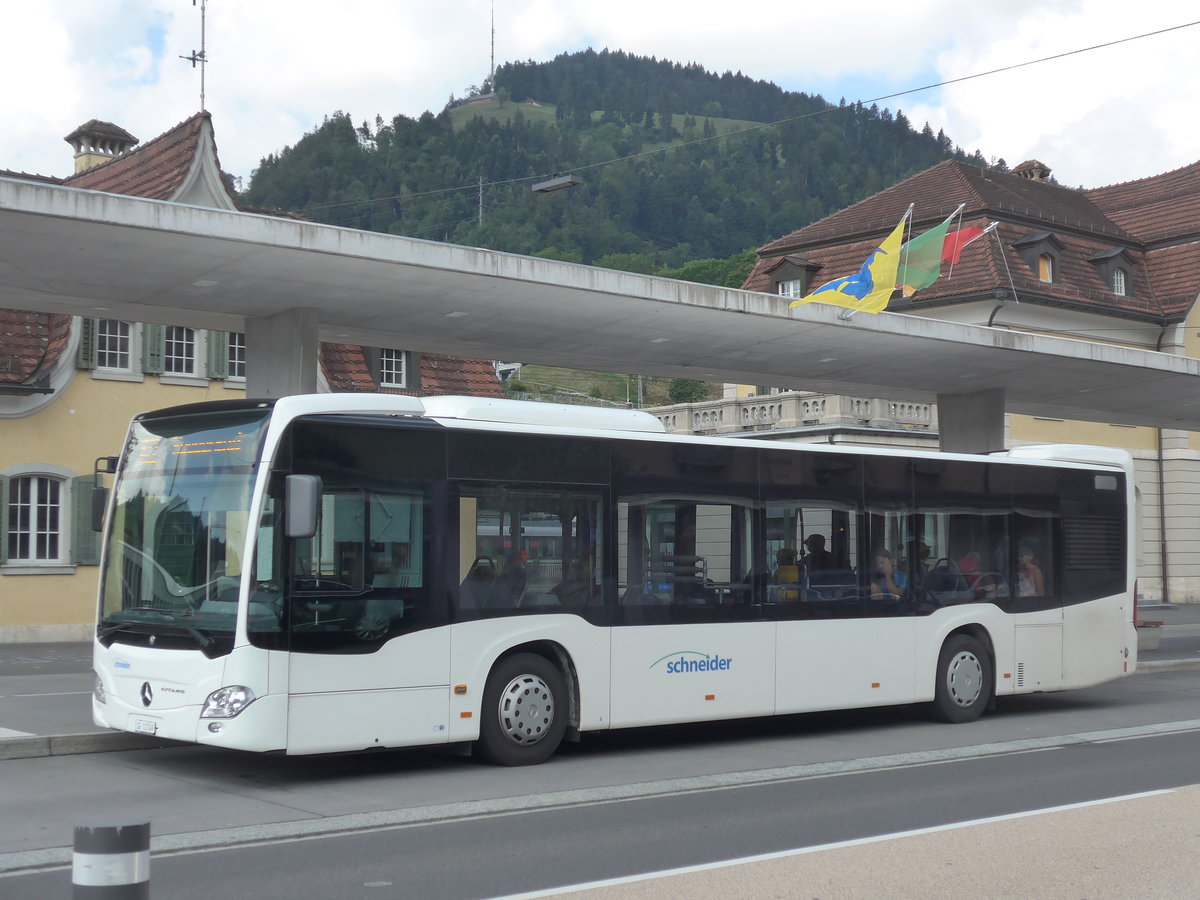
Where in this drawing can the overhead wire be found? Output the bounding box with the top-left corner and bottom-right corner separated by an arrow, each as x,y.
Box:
275,20 -> 1200,223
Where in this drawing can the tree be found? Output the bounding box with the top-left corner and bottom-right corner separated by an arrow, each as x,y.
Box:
668,378 -> 708,404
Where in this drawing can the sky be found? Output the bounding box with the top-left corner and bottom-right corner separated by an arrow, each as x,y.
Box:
2,1 -> 1198,193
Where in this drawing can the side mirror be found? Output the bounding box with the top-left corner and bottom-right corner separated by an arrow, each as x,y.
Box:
90,486 -> 109,532
285,475 -> 322,539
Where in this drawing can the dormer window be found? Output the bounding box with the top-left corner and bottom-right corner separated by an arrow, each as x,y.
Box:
1013,232 -> 1065,286
364,347 -> 415,390
379,348 -> 407,388
765,255 -> 822,299
1087,247 -> 1136,300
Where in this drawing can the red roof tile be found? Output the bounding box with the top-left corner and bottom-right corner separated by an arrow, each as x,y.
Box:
64,112 -> 238,206
418,353 -> 506,398
0,310 -> 72,388
319,344 -> 504,397
1085,160 -> 1200,245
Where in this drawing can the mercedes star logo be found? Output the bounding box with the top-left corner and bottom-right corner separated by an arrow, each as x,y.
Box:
140,682 -> 153,707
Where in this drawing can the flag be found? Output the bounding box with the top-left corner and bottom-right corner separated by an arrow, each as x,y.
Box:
790,213 -> 908,314
943,225 -> 990,264
897,212 -> 957,296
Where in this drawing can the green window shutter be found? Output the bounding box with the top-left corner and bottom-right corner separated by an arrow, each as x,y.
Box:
207,331 -> 229,380
77,317 -> 97,370
407,351 -> 421,390
71,475 -> 100,566
0,475 -> 8,564
142,324 -> 165,374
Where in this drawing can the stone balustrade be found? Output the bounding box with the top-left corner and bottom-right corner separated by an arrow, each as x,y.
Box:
649,391 -> 937,437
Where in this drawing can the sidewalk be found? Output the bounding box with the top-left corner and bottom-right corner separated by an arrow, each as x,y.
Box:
2,606 -> 1199,760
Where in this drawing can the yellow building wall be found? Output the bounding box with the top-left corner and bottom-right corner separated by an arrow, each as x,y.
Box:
1008,414 -> 1158,451
0,370 -> 242,637
1183,304 -> 1200,452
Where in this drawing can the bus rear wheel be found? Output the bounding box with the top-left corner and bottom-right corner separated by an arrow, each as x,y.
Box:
477,653 -> 567,765
931,634 -> 992,723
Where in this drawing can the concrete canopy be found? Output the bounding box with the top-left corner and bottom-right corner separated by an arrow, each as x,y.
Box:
4,175 -> 1200,430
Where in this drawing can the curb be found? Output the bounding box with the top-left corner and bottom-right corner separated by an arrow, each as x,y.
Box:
0,731 -> 170,761
1136,657 -> 1200,673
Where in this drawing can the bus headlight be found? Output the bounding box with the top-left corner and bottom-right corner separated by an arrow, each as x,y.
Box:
201,685 -> 257,718
93,672 -> 106,705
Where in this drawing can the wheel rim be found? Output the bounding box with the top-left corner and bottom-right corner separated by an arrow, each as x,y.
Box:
496,672 -> 556,746
945,650 -> 983,708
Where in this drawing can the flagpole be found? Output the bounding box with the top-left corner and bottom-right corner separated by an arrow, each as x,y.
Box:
944,203 -> 967,280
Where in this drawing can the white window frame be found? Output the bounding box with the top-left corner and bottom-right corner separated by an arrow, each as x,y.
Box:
380,348 -> 407,388
227,331 -> 246,381
95,319 -> 131,370
1113,267 -> 1127,297
2,464 -> 76,575
158,327 -> 209,387
777,280 -> 805,299
91,320 -> 144,383
1037,253 -> 1055,283
164,325 -> 197,376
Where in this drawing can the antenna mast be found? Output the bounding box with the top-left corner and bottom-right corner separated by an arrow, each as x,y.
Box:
489,0 -> 495,86
179,0 -> 208,111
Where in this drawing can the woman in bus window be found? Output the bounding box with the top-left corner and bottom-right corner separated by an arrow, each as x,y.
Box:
1017,543 -> 1045,597
868,549 -> 905,600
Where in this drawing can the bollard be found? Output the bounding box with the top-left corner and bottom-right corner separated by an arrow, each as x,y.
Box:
72,820 -> 150,898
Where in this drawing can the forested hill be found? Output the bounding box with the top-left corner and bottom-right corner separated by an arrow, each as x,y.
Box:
241,48 -> 985,280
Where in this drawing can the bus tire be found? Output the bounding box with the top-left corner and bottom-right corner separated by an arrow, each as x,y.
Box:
931,633 -> 992,724
477,653 -> 567,765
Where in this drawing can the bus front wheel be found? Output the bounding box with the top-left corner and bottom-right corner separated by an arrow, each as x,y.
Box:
931,634 -> 992,723
477,653 -> 567,765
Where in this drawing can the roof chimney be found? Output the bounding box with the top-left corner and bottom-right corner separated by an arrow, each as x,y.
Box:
63,120 -> 139,173
1012,159 -> 1051,182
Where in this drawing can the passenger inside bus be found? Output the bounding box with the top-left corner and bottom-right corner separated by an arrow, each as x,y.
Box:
552,559 -> 594,607
501,550 -> 529,605
1017,543 -> 1045,597
867,548 -> 905,601
802,534 -> 835,571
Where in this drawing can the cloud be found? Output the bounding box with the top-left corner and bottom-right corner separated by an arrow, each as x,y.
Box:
2,0 -> 1197,190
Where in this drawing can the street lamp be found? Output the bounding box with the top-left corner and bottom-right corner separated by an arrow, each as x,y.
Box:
532,174 -> 583,193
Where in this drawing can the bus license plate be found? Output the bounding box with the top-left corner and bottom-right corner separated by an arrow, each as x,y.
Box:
133,718 -> 158,735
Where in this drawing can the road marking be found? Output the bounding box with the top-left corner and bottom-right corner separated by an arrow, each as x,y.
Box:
485,790 -> 1177,899
3,720 -> 1200,876
0,727 -> 34,738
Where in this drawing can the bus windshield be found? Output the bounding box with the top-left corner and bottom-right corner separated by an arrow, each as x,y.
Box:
97,408 -> 272,654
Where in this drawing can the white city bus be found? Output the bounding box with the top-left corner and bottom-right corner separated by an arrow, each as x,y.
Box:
92,394 -> 1137,765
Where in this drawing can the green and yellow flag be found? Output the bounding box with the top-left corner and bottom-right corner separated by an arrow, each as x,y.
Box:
896,205 -> 963,297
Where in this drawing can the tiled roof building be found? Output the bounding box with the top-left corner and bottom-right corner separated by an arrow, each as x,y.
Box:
1,110 -> 504,640
727,155 -> 1200,605
1,112 -> 503,399
744,158 -> 1200,323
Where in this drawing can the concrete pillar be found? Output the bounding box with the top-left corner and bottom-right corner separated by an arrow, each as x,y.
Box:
937,388 -> 1006,454
245,307 -> 320,399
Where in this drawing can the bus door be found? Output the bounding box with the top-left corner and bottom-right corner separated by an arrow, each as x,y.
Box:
283,483 -> 449,754
611,497 -> 775,728
769,455 -> 917,714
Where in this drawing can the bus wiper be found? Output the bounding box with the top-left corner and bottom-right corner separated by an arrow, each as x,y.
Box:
98,620 -> 135,640
109,606 -> 215,651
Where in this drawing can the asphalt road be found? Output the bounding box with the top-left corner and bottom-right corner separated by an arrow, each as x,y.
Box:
1,609 -> 1199,897
4,714 -> 1200,898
